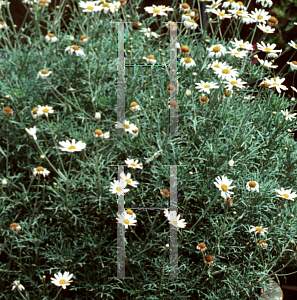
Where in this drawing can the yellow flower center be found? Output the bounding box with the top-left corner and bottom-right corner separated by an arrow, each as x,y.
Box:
95,130 -> 103,135
225,90 -> 231,96
48,33 -> 55,38
124,124 -> 130,129
153,8 -> 160,13
188,19 -> 195,23
147,55 -> 155,59
213,64 -> 220,68
126,209 -> 133,215
130,102 -> 138,107
257,15 -> 263,20
125,179 -> 132,184
41,70 -> 48,74
234,51 -> 240,55
86,6 -> 94,10
218,12 -> 225,16
147,31 -> 152,34
59,279 -> 67,285
185,13 -> 190,16
222,69 -> 230,74
272,82 -> 279,86
182,3 -> 189,9
131,163 -> 137,167
80,35 -> 87,40
239,44 -> 245,48
0,22 -> 3,25
33,108 -> 38,114
68,145 -> 76,150
237,1 -> 243,5
236,11 -> 243,15
221,184 -> 228,191
116,187 -> 122,192
249,181 -> 256,188
36,166 -> 44,172
211,4 -> 217,8
230,81 -> 238,85
124,219 -> 130,224
213,46 -> 221,52
43,108 -> 50,113
184,57 -> 192,63
172,221 -> 178,226
204,84 -> 211,88
103,3 -> 110,8
255,227 -> 263,232
282,194 -> 289,198
264,48 -> 272,51
72,45 -> 79,51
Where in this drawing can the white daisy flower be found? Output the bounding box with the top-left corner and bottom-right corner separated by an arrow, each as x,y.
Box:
50,271 -> 74,290
184,19 -> 198,30
98,2 -> 115,13
168,212 -> 187,228
144,4 -> 168,17
12,280 -> 25,291
37,69 -> 52,79
257,24 -> 275,34
120,172 -> 139,188
37,105 -> 54,117
78,1 -> 101,12
228,159 -> 236,167
145,150 -> 163,163
275,187 -> 297,201
226,47 -> 249,58
45,33 -> 58,43
164,208 -> 170,219
257,41 -> 282,53
195,80 -> 219,94
213,65 -> 239,80
25,127 -> 37,140
205,0 -> 223,13
139,27 -> 160,38
268,76 -> 288,93
228,9 -> 249,20
281,109 -> 297,121
257,58 -> 278,69
213,175 -> 235,199
246,181 -> 260,192
230,38 -> 254,51
125,158 -> 143,169
230,1 -> 245,10
240,13 -> 255,24
182,13 -> 192,22
223,77 -> 247,90
250,8 -> 271,23
0,21 -> 8,29
130,102 -> 141,112
250,226 -> 268,236
117,120 -> 136,134
207,44 -> 227,58
256,0 -> 273,8
109,179 -> 130,196
143,55 -> 156,65
210,8 -> 232,20
158,5 -> 174,12
117,211 -> 137,229
208,60 -> 229,71
58,139 -> 86,152
288,61 -> 297,72
129,124 -> 139,138
65,45 -> 85,57
125,209 -> 137,220
222,0 -> 234,9
111,1 -> 121,12
180,57 -> 196,69
288,40 -> 297,50
33,166 -> 50,178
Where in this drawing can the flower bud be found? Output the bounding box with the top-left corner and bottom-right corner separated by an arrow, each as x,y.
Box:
95,112 -> 101,120
1,178 -> 8,186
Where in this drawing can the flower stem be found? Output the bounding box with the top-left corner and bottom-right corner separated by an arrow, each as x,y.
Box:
52,287 -> 63,300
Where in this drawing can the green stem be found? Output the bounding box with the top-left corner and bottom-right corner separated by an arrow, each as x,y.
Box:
189,191 -> 221,232
52,287 -> 63,300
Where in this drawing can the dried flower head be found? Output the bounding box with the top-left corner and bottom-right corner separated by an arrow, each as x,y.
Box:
181,45 -> 191,55
132,22 -> 140,29
160,189 -> 170,197
3,107 -> 13,116
167,85 -> 176,93
200,95 -> 210,104
126,209 -> 134,215
204,254 -> 215,264
258,240 -> 268,248
197,242 -> 207,251
267,16 -> 278,26
169,101 -> 178,109
10,223 -> 21,231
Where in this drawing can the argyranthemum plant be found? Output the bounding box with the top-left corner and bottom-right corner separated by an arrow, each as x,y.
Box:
109,179 -> 130,196
59,139 -> 86,152
116,211 -> 137,229
275,188 -> 297,201
214,175 -> 235,199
